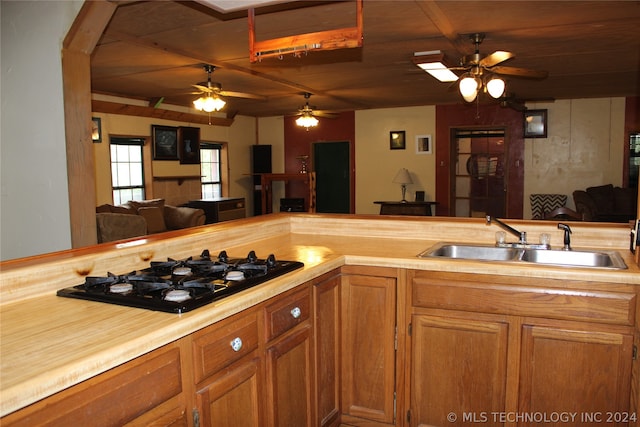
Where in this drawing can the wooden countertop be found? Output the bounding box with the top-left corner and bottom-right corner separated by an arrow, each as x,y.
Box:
1,214 -> 638,416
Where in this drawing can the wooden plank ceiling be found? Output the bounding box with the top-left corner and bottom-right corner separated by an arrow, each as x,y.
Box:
91,0 -> 640,118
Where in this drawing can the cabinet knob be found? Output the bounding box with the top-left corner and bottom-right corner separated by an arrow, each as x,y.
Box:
290,306 -> 302,319
230,337 -> 243,352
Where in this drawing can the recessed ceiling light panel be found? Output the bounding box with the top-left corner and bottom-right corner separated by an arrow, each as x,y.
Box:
194,0 -> 291,13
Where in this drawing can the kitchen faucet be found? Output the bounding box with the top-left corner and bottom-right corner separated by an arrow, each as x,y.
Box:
486,216 -> 527,244
557,223 -> 572,250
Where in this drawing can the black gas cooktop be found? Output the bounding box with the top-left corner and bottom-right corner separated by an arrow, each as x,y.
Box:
56,250 -> 304,313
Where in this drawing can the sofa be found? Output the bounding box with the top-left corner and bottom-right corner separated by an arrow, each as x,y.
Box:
572,184 -> 637,223
96,198 -> 206,243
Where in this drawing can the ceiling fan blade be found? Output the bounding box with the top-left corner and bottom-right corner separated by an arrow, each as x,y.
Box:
192,84 -> 213,93
480,50 -> 514,67
500,99 -> 527,112
218,90 -> 266,100
491,66 -> 548,79
314,111 -> 338,118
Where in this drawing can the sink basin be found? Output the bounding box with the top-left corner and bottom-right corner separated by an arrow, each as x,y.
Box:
419,243 -> 521,261
520,249 -> 627,269
419,242 -> 627,269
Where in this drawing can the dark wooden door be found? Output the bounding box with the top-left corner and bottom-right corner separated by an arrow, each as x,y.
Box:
313,141 -> 350,213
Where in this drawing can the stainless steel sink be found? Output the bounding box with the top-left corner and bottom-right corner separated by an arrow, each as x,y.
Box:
520,248 -> 627,269
419,243 -> 521,261
419,243 -> 627,269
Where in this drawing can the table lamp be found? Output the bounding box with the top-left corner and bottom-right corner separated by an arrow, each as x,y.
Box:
393,168 -> 413,202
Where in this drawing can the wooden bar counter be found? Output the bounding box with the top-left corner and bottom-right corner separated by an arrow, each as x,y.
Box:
1,214 -> 638,421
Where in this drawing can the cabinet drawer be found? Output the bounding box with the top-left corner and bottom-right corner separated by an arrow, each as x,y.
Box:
411,271 -> 636,326
264,287 -> 310,341
192,310 -> 259,384
2,343 -> 184,426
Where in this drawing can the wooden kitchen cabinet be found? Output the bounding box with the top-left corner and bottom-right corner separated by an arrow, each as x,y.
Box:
313,270 -> 342,427
341,266 -> 398,426
409,312 -> 509,427
407,270 -> 637,427
263,285 -> 314,427
519,320 -> 634,426
1,340 -> 189,427
191,308 -> 263,427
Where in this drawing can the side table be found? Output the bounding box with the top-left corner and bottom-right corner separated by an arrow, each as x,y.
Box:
374,201 -> 438,216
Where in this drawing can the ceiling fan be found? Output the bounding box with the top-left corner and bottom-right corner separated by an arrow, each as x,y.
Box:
191,64 -> 265,112
291,93 -> 337,129
458,33 -> 548,79
414,33 -> 548,103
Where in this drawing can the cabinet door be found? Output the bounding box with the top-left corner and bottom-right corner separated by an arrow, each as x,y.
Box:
519,323 -> 634,427
265,324 -> 314,427
196,357 -> 262,427
410,314 -> 509,427
342,273 -> 396,425
314,273 -> 341,427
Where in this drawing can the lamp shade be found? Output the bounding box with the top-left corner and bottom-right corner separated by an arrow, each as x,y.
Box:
392,168 -> 413,185
486,76 -> 506,99
459,76 -> 479,102
296,113 -> 319,128
194,95 -> 226,112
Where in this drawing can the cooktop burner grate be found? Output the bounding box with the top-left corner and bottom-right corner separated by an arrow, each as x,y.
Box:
56,250 -> 304,313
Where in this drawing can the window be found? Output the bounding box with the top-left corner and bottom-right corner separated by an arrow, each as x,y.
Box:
110,137 -> 145,205
201,143 -> 223,198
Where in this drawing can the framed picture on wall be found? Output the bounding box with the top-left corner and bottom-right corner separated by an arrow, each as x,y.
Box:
152,125 -> 179,160
91,117 -> 102,143
524,109 -> 548,138
415,134 -> 432,154
178,126 -> 201,164
390,130 -> 406,150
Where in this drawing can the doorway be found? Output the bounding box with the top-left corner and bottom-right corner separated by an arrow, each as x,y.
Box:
452,129 -> 507,218
313,141 -> 351,213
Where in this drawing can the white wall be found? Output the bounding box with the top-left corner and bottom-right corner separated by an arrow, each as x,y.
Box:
1,1 -> 83,261
523,98 -> 625,217
355,106 -> 437,214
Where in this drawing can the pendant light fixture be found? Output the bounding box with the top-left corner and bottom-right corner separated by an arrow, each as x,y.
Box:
459,68 -> 505,103
296,113 -> 319,129
193,94 -> 226,112
485,76 -> 506,99
193,65 -> 226,112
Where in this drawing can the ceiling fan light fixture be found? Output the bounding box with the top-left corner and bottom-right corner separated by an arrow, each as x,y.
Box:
459,75 -> 480,102
296,113 -> 319,129
413,51 -> 458,82
486,76 -> 506,99
194,94 -> 226,112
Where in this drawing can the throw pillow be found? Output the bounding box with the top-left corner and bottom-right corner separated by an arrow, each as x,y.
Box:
128,198 -> 165,213
586,184 -> 614,209
137,206 -> 167,233
112,204 -> 136,214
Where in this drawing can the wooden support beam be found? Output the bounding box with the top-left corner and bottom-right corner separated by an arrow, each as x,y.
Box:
92,100 -> 234,126
62,0 -> 118,248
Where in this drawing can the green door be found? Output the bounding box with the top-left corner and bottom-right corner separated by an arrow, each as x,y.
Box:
313,141 -> 351,213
